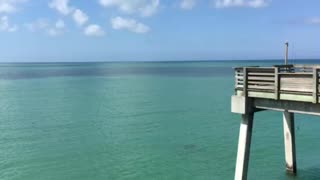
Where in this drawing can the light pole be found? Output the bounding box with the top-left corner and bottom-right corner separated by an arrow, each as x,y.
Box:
285,41 -> 289,65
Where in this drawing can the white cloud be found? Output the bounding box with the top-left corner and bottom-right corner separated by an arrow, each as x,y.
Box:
84,24 -> 105,36
25,19 -> 49,31
47,28 -> 61,36
0,15 -> 17,32
180,0 -> 196,10
25,19 -> 65,36
55,19 -> 65,29
0,0 -> 27,13
49,0 -> 73,15
47,19 -> 65,36
73,9 -> 89,26
305,17 -> 320,25
111,16 -> 150,33
99,0 -> 160,17
214,0 -> 269,8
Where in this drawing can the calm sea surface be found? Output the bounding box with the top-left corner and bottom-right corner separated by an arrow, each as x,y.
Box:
1,60 -> 320,180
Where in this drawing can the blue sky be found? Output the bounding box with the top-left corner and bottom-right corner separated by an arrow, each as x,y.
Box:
0,0 -> 319,62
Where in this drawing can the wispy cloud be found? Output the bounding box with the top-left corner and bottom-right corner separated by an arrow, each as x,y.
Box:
84,24 -> 105,36
111,16 -> 150,33
99,0 -> 160,17
180,0 -> 197,10
25,19 -> 66,36
0,15 -> 17,32
214,0 -> 269,8
73,9 -> 89,26
25,18 -> 49,31
55,19 -> 65,29
49,0 -> 73,15
305,17 -> 320,25
48,19 -> 65,36
0,0 -> 28,13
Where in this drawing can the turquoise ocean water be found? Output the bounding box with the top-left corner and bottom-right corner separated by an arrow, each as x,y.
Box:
1,60 -> 320,180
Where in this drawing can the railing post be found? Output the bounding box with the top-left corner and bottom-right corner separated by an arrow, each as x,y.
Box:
313,68 -> 319,103
243,68 -> 248,98
274,67 -> 280,100
234,69 -> 238,93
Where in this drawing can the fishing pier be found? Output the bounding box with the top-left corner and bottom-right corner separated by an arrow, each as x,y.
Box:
231,64 -> 320,180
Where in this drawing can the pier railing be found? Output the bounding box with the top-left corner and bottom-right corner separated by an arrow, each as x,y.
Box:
235,65 -> 320,103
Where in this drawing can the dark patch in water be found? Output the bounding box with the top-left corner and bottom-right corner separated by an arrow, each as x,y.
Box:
183,144 -> 197,150
0,66 -> 234,80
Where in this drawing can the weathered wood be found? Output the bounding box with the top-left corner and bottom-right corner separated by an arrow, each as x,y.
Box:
246,67 -> 274,71
234,113 -> 254,180
247,72 -> 275,76
313,68 -> 319,103
294,64 -> 320,68
280,75 -> 313,93
280,86 -> 313,93
279,72 -> 313,75
280,76 -> 313,83
235,76 -> 244,80
279,91 -> 312,95
247,91 -> 275,99
279,93 -> 313,102
247,76 -> 275,81
275,67 -> 280,100
248,85 -> 275,90
248,81 -> 275,85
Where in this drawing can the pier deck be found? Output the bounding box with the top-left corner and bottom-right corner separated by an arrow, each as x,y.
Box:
231,64 -> 320,180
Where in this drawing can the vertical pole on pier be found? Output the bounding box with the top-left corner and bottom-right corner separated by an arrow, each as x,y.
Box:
285,42 -> 289,65
235,113 -> 254,180
283,111 -> 297,174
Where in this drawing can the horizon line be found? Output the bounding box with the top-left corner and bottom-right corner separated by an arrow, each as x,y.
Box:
0,58 -> 319,64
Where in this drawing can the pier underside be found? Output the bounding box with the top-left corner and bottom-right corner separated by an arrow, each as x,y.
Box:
232,96 -> 320,116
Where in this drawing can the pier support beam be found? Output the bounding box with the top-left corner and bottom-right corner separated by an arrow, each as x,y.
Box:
234,113 -> 254,180
283,111 -> 297,174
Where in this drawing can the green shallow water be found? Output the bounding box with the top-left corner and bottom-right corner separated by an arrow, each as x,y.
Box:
1,61 -> 320,180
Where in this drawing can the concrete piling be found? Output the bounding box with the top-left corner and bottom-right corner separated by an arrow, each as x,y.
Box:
283,111 -> 297,174
234,113 -> 254,180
